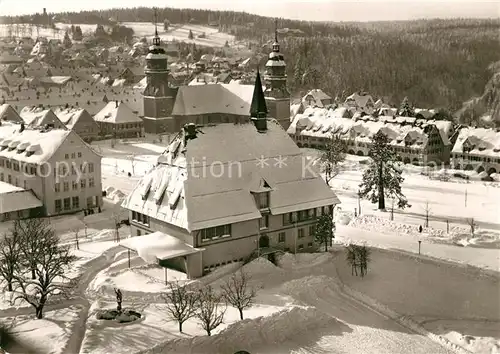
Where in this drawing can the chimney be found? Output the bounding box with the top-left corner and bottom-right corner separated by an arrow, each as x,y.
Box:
183,123 -> 197,145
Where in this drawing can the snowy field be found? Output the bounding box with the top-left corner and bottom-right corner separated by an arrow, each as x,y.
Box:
0,22 -> 236,48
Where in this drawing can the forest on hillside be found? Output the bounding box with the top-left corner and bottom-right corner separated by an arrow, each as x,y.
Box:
2,7 -> 499,116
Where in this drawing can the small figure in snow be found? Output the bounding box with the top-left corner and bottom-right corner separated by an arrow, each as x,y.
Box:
418,225 -> 423,233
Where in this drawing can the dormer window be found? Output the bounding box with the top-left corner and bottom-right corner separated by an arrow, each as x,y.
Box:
254,191 -> 270,209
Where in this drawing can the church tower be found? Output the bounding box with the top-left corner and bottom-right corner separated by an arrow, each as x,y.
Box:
264,19 -> 290,131
142,10 -> 177,134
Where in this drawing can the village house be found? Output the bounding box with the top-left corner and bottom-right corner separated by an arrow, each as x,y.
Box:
0,121 -> 102,216
19,106 -> 66,129
93,101 -> 144,138
117,66 -> 146,85
451,127 -> 500,176
344,92 -> 375,114
54,107 -> 100,142
121,73 -> 340,279
289,107 -> 451,166
0,103 -> 23,123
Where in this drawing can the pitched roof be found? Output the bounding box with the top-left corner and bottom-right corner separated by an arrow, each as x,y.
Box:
123,121 -> 339,231
171,83 -> 258,116
94,101 -> 143,124
0,182 -> 42,213
0,122 -> 72,164
53,107 -> 95,130
19,107 -> 66,128
452,127 -> 500,157
0,104 -> 22,122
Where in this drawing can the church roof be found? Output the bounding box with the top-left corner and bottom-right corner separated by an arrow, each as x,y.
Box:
250,70 -> 267,118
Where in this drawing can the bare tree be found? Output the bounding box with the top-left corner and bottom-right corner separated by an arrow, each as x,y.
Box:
13,225 -> 77,319
15,219 -> 47,280
467,218 -> 477,238
221,270 -> 256,320
346,244 -> 371,277
128,155 -> 137,176
423,201 -> 431,228
196,286 -> 226,336
72,227 -> 80,250
0,226 -> 22,292
163,281 -> 199,332
112,213 -> 122,242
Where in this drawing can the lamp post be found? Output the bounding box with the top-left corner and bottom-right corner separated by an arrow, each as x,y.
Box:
418,240 -> 422,255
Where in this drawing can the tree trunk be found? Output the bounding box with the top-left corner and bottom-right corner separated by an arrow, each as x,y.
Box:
324,240 -> 328,252
239,308 -> 244,320
7,281 -> 12,292
179,321 -> 183,333
207,329 -> 211,336
35,306 -> 43,319
31,268 -> 36,280
378,161 -> 385,210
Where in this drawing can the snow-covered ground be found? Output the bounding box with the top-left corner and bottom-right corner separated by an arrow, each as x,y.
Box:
0,306 -> 82,354
0,23 -> 236,48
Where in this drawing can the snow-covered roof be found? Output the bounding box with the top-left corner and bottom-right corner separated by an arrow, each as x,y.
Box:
0,181 -> 43,214
0,123 -> 72,164
53,107 -> 95,130
94,101 -> 143,124
120,231 -> 203,263
123,121 -> 339,232
452,127 -> 500,157
288,108 -> 431,148
302,89 -> 331,107
19,106 -> 66,128
345,92 -> 374,108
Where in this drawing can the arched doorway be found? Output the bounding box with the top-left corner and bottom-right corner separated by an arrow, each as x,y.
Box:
412,158 -> 420,166
487,167 -> 497,175
356,150 -> 364,156
259,234 -> 269,248
396,155 -> 403,162
477,166 -> 485,173
348,149 -> 355,155
297,142 -> 303,148
404,157 -> 411,164
465,164 -> 474,171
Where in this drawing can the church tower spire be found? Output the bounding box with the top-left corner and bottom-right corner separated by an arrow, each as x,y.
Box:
142,7 -> 177,134
264,18 -> 290,130
250,69 -> 268,132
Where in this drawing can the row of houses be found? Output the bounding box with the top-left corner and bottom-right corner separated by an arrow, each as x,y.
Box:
0,101 -> 144,141
289,106 -> 500,176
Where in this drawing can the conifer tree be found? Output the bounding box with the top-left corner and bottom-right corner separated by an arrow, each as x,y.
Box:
314,214 -> 335,252
399,96 -> 414,117
63,31 -> 72,48
359,131 -> 409,210
188,30 -> 194,40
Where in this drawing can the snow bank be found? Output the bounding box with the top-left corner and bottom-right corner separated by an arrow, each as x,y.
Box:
278,275 -> 342,299
241,257 -> 283,276
277,252 -> 332,269
141,306 -> 342,354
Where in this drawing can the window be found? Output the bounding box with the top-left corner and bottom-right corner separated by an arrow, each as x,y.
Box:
7,175 -> 11,184
308,242 -> 313,247
78,152 -> 82,158
13,162 -> 19,171
63,198 -> 71,210
63,182 -> 69,192
72,196 -> 79,209
0,173 -> 3,181
0,159 -> 3,167
23,180 -> 27,189
81,179 -> 86,188
298,228 -> 305,238
71,152 -> 76,158
55,183 -> 60,192
259,215 -> 269,230
88,163 -> 94,173
282,212 -> 294,225
55,199 -> 62,212
6,161 -> 11,169
14,178 -> 18,187
298,244 -> 304,250
65,153 -> 69,159
86,196 -> 93,208
71,165 -> 76,175
201,225 -> 231,241
89,177 -> 95,187
255,192 -> 269,209
278,232 -> 286,243
309,225 -> 316,236
72,181 -> 78,190
132,211 -> 137,220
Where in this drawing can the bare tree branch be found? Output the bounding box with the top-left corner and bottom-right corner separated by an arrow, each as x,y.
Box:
423,201 -> 432,228
221,270 -> 256,320
196,286 -> 226,336
163,281 -> 199,332
0,225 -> 22,292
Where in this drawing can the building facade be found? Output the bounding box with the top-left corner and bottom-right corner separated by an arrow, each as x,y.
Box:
0,122 -> 102,216
122,73 -> 339,278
